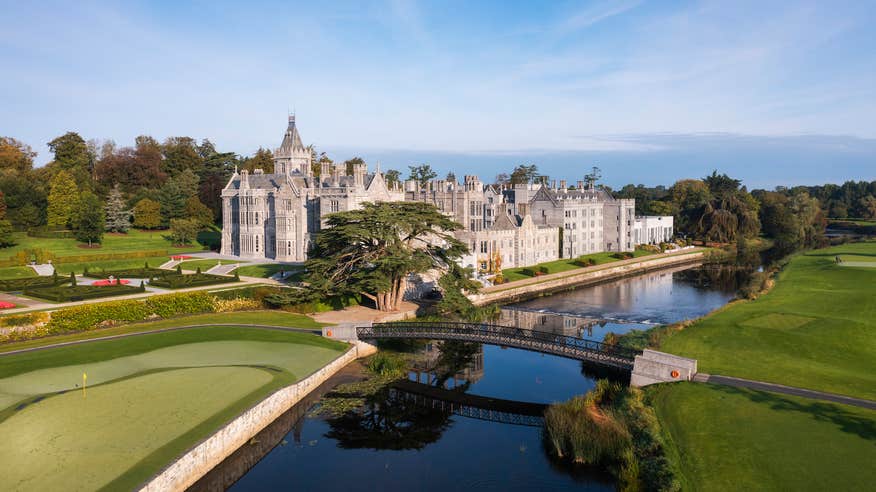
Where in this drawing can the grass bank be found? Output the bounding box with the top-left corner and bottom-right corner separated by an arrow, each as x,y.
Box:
0,325 -> 346,490
660,241 -> 876,400
651,383 -> 876,491
503,250 -> 654,282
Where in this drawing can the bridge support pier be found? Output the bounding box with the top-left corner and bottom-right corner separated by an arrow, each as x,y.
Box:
630,350 -> 697,387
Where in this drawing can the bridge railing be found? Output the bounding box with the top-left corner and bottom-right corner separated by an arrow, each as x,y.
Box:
365,321 -> 640,362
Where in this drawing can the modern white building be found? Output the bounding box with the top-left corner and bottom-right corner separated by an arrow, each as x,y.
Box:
632,216 -> 675,245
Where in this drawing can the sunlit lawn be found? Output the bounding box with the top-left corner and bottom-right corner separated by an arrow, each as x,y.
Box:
661,241 -> 876,400
502,250 -> 655,282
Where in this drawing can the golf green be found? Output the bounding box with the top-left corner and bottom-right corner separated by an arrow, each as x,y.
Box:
0,327 -> 347,490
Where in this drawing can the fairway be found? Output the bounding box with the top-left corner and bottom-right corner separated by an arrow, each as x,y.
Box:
0,326 -> 347,490
651,383 -> 876,492
660,241 -> 876,400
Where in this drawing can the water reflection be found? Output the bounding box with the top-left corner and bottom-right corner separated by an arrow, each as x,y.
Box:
505,263 -> 746,327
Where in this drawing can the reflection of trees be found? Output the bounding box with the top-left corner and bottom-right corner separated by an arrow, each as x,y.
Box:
324,390 -> 453,450
580,361 -> 629,383
674,265 -> 752,293
430,341 -> 480,388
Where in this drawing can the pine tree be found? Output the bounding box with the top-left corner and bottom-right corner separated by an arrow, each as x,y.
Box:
104,185 -> 131,233
46,170 -> 80,229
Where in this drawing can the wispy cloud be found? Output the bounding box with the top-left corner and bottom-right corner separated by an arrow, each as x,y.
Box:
556,0 -> 642,35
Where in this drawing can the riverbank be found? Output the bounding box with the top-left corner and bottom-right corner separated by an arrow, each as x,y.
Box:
469,249 -> 706,305
652,241 -> 876,490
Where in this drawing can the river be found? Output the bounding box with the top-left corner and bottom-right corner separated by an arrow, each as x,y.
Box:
191,262 -> 748,491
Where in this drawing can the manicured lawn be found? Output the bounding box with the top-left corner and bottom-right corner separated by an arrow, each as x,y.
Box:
0,325 -> 347,490
0,310 -> 327,354
660,241 -> 876,400
234,263 -> 301,279
651,383 -> 876,492
178,259 -> 223,271
54,255 -> 171,275
0,229 -> 199,260
0,266 -> 38,280
502,250 -> 655,282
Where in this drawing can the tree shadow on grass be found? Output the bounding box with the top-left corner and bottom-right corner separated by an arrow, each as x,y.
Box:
710,384 -> 876,442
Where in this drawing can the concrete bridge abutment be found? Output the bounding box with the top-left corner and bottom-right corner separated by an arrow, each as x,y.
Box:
630,349 -> 697,387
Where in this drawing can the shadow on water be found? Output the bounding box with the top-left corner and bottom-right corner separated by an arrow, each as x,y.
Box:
710,385 -> 876,442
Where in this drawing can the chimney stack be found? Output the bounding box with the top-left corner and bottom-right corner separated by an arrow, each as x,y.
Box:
559,179 -> 567,190
577,180 -> 584,190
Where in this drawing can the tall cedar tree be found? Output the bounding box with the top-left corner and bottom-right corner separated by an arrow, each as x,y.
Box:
306,202 -> 467,311
46,170 -> 79,229
133,198 -> 161,229
104,185 -> 131,232
73,191 -> 105,245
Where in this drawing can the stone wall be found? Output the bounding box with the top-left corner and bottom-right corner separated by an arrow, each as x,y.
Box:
138,341 -> 374,492
469,251 -> 705,306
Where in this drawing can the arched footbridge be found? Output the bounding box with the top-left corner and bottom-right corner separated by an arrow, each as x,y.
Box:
326,321 -> 699,386
361,321 -> 638,370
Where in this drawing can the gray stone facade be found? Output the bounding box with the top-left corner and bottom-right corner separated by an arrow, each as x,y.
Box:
220,117 -> 668,267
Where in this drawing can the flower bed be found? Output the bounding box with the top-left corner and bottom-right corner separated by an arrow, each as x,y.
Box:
91,279 -> 131,286
148,272 -> 238,289
0,302 -> 16,309
24,284 -> 143,302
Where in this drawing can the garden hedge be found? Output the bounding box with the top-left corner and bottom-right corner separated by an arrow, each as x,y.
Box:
0,276 -> 71,292
46,291 -> 218,333
148,272 -> 238,289
84,267 -> 170,279
24,284 -> 142,302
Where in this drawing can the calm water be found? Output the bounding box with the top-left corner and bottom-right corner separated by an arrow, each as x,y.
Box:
206,263 -> 747,492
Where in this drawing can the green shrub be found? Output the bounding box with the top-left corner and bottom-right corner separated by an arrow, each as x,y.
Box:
143,291 -> 215,318
573,257 -> 597,267
611,252 -> 634,260
538,265 -> 550,274
47,299 -> 151,333
521,267 -> 536,277
365,352 -> 408,378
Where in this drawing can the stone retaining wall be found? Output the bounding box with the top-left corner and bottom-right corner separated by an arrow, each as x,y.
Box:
469,252 -> 705,305
138,341 -> 375,492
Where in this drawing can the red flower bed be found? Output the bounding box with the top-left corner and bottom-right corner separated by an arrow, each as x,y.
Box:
171,255 -> 194,261
0,301 -> 16,309
92,279 -> 131,286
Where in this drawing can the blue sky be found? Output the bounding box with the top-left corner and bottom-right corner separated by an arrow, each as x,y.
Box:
1,0 -> 874,188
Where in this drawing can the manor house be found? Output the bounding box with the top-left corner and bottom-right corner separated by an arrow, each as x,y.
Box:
220,117 -> 673,271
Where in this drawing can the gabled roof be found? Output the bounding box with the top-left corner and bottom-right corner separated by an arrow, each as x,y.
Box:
490,210 -> 520,231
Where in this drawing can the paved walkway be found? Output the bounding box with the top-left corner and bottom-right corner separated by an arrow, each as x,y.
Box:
695,373 -> 876,411
311,301 -> 420,324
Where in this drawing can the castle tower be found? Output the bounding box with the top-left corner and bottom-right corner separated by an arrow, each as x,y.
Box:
273,115 -> 312,176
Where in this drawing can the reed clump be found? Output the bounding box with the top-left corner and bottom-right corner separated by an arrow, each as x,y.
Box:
544,380 -> 680,491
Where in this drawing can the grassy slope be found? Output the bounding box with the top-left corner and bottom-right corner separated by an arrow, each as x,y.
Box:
0,326 -> 347,490
661,241 -> 876,400
0,229 -> 198,259
651,383 -> 876,492
502,250 -> 654,282
0,310 -> 327,354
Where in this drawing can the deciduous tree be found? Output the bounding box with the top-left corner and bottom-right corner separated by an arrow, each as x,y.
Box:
46,170 -> 79,229
168,218 -> 200,245
133,198 -> 161,229
408,164 -> 437,189
72,191 -> 105,246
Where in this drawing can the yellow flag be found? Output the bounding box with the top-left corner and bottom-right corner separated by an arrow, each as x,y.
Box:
83,372 -> 87,398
